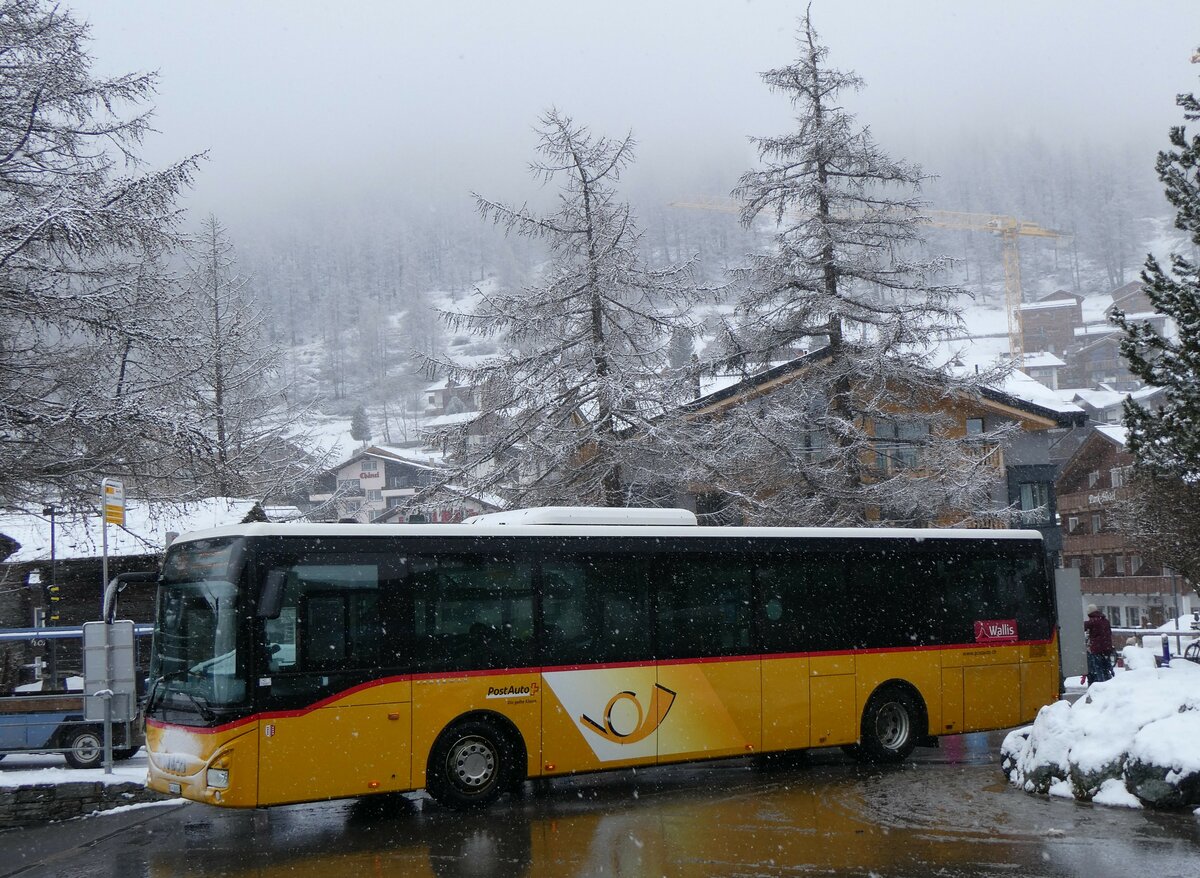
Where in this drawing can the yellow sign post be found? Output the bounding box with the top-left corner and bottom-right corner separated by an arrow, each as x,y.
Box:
102,478 -> 125,526
100,478 -> 125,612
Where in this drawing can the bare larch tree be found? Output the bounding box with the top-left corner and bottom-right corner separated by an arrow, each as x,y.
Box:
427,110 -> 706,508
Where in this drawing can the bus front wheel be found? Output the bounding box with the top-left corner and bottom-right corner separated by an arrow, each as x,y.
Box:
857,687 -> 922,763
427,720 -> 513,810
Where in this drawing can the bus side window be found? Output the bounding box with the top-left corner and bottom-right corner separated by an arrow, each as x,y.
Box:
659,554 -> 752,659
261,561 -> 385,675
540,555 -> 652,666
757,554 -> 844,654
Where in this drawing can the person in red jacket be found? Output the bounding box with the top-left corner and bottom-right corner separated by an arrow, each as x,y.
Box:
1085,604 -> 1115,683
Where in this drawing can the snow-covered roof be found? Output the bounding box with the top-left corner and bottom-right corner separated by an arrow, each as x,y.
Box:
1074,324 -> 1118,337
985,369 -> 1085,417
1070,388 -> 1124,410
1095,425 -> 1129,446
369,444 -> 447,468
0,498 -> 262,563
1018,299 -> 1079,312
422,411 -> 479,429
1022,351 -> 1066,368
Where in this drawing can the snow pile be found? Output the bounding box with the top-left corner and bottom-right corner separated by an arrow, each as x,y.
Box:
1002,649 -> 1200,809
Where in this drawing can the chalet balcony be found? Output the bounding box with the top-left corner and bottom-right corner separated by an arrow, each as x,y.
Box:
1062,532 -> 1126,553
1080,574 -> 1178,596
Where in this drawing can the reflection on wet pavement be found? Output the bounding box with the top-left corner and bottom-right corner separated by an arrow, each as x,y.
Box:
9,732 -> 1199,878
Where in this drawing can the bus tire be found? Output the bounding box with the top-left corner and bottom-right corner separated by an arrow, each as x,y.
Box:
427,720 -> 514,810
63,727 -> 104,769
857,687 -> 922,763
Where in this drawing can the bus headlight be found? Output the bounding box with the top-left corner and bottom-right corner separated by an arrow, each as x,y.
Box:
206,768 -> 229,789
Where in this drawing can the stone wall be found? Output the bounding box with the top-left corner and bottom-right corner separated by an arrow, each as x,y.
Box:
0,781 -> 169,828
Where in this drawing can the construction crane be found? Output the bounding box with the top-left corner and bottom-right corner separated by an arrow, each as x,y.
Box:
670,197 -> 1068,367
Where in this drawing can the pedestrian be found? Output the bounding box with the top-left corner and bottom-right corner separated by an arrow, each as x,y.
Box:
1084,604 -> 1114,683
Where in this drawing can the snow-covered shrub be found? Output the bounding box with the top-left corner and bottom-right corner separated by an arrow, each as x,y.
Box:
1003,659 -> 1200,809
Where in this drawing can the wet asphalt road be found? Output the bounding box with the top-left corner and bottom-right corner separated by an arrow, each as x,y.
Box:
1,731 -> 1197,878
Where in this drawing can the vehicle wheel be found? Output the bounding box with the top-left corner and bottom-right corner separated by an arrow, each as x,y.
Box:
63,727 -> 104,769
857,687 -> 922,763
427,720 -> 514,810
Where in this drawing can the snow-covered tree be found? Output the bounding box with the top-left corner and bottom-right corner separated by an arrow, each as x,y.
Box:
1110,62 -> 1200,586
1112,77 -> 1200,484
172,216 -> 324,499
702,11 -> 1010,526
0,0 -> 202,509
426,110 -> 706,507
350,403 -> 371,445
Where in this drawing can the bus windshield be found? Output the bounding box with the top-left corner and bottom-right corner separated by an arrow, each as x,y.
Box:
149,539 -> 248,718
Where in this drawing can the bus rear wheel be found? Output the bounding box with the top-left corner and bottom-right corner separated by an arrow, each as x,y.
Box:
427,720 -> 513,810
857,687 -> 922,763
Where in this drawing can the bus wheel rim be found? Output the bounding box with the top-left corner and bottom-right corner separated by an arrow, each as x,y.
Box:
877,702 -> 910,749
449,736 -> 496,789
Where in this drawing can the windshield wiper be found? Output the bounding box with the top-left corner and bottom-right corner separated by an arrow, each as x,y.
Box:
144,669 -> 215,722
174,687 -> 216,723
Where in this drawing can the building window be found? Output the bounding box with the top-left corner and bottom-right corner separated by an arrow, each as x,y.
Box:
366,489 -> 382,502
1115,555 -> 1126,575
360,459 -> 378,472
1091,513 -> 1102,533
337,478 -> 361,493
1130,555 -> 1142,575
1124,607 -> 1140,628
1088,471 -> 1100,488
965,417 -> 984,435
1067,515 -> 1079,534
1018,482 -> 1051,525
1110,467 -> 1123,488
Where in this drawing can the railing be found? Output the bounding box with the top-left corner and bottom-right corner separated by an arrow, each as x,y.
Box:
1112,626 -> 1199,658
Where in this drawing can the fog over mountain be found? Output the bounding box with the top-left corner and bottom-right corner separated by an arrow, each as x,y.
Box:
75,1 -> 1192,223
66,0 -> 1200,410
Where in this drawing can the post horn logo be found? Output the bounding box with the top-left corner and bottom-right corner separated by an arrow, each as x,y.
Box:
580,684 -> 677,744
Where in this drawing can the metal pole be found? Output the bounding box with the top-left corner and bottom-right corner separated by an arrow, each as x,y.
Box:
1171,569 -> 1182,655
101,517 -> 108,618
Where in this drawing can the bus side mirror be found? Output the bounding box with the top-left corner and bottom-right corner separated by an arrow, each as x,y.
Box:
258,569 -> 287,619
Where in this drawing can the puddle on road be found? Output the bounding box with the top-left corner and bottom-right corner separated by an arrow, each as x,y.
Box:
134,741 -> 1199,878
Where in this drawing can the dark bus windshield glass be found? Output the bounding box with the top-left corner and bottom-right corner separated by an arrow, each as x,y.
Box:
151,538 -> 247,714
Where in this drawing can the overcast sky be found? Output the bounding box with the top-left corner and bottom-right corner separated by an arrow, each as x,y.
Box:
70,0 -> 1198,224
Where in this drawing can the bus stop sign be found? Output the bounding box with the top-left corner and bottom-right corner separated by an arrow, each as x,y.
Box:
82,620 -> 138,723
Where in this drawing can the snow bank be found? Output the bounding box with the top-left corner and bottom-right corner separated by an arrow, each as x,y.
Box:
1002,650 -> 1200,809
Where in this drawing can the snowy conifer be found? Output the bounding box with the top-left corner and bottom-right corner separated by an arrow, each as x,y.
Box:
426,110 -> 706,507
702,11 -> 1009,526
1110,61 -> 1200,584
1111,77 -> 1200,483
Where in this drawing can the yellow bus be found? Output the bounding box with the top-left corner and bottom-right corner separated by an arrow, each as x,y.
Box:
143,507 -> 1060,809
